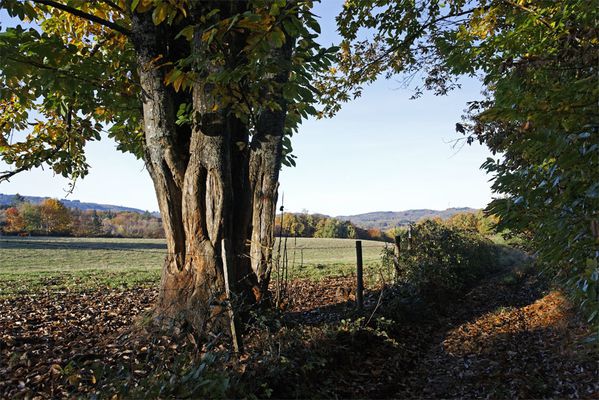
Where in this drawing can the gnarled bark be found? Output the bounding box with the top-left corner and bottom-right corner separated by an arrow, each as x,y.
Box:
130,4 -> 293,335
248,112 -> 284,298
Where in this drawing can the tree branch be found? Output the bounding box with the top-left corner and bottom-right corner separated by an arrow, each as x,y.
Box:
89,32 -> 116,57
346,7 -> 481,84
0,140 -> 67,183
6,55 -> 114,90
30,0 -> 131,36
504,0 -> 552,30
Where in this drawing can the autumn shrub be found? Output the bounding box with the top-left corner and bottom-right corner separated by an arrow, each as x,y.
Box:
396,219 -> 499,301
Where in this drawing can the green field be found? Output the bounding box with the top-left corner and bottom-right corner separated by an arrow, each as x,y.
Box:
0,236 -> 388,295
273,237 -> 389,280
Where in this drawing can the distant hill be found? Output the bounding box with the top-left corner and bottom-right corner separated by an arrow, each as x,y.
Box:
337,207 -> 479,230
1,193 -> 478,228
0,193 -> 153,214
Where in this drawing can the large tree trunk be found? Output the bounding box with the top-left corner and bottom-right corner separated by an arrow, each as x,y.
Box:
131,3 -> 293,335
248,111 -> 285,298
132,11 -> 230,334
248,38 -> 294,299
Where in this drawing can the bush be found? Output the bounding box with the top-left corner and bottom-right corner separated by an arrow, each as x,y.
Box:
396,219 -> 499,301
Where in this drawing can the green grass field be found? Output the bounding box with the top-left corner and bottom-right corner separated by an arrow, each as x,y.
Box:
274,237 -> 389,280
0,236 -> 388,295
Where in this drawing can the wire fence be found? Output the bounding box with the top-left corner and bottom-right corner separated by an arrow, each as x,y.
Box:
0,236 -> 402,339
0,238 -> 388,252
0,237 -> 394,285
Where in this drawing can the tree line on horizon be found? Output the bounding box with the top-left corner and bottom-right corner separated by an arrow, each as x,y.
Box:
273,209 -> 498,241
1,196 -> 498,242
0,196 -> 163,238
0,197 -> 385,240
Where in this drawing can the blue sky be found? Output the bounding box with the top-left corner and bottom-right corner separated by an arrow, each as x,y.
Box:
0,1 -> 494,216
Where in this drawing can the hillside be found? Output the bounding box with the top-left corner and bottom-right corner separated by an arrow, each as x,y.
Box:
337,207 -> 479,229
0,193 -> 150,214
1,193 -> 478,230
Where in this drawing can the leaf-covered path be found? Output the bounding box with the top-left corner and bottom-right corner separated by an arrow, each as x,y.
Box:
272,265 -> 598,399
399,271 -> 598,399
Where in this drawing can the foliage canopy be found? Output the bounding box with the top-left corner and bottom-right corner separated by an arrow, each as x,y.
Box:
0,0 -> 335,180
332,0 -> 598,325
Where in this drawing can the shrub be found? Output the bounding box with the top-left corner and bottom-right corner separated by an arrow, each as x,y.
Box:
396,219 -> 499,301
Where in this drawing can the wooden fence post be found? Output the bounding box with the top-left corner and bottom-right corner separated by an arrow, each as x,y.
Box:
221,239 -> 243,354
356,240 -> 364,310
393,234 -> 401,280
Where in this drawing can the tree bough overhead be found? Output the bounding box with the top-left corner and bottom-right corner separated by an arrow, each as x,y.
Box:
331,0 -> 598,326
0,0 -> 335,334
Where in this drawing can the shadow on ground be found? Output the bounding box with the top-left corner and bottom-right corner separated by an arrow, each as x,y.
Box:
260,261 -> 597,399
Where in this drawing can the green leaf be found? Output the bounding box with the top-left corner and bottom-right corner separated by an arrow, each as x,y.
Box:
176,25 -> 194,41
588,310 -> 597,323
267,29 -> 285,48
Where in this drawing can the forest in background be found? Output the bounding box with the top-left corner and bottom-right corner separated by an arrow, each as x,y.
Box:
0,195 -> 498,241
0,195 -> 163,238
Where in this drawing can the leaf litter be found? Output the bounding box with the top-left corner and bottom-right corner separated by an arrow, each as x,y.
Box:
0,267 -> 597,399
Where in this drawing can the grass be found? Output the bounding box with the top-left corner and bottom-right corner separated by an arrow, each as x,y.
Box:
0,236 -> 389,295
274,237 -> 390,281
0,237 -> 165,295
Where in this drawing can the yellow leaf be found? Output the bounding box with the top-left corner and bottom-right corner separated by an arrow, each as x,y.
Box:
68,374 -> 81,385
152,3 -> 169,25
137,0 -> 153,13
172,73 -> 184,92
202,28 -> 217,43
164,68 -> 181,85
173,0 -> 187,17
